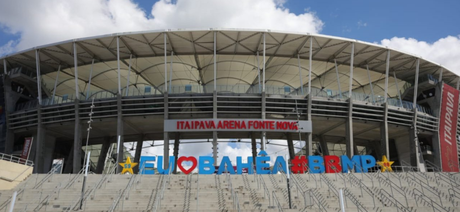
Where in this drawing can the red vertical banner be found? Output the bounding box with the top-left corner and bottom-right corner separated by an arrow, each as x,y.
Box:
21,137 -> 33,160
439,83 -> 459,172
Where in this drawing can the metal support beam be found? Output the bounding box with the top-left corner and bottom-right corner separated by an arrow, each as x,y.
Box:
117,37 -> 121,95
169,51 -> 173,92
163,92 -> 169,169
380,103 -> 389,159
394,72 -> 402,107
35,50 -> 42,105
164,33 -> 168,93
411,58 -> 422,170
73,43 -> 80,99
348,43 -> 354,97
125,55 -> 132,96
384,50 -> 391,103
308,37 -> 313,95
52,65 -> 61,104
257,51 -> 261,93
297,54 -> 303,95
366,65 -> 375,104
263,32 -> 266,92
334,59 -> 342,99
214,31 -> 217,91
86,60 -> 94,100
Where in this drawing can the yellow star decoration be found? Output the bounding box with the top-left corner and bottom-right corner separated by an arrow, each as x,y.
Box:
119,156 -> 138,174
377,155 -> 394,172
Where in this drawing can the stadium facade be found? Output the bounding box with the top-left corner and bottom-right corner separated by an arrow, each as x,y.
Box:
0,29 -> 458,174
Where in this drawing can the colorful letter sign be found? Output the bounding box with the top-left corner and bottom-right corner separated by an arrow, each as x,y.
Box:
137,152 -> 377,175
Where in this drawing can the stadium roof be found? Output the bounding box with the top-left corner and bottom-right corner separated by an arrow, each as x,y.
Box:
0,29 -> 457,97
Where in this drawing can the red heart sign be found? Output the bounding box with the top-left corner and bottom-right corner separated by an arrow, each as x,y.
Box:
177,156 -> 197,174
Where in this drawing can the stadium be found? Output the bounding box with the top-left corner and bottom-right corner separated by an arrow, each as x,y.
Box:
0,29 -> 459,211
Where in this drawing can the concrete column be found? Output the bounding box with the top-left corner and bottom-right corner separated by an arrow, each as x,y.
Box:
173,133 -> 180,174
319,135 -> 329,156
73,100 -> 82,173
63,146 -> 74,173
96,137 -> 111,174
42,135 -> 56,172
163,92 -> 169,169
2,76 -> 15,154
251,132 -> 257,165
116,94 -> 124,173
380,103 -> 389,159
212,131 -> 218,166
345,98 -> 354,157
134,138 -> 144,163
286,133 -> 295,160
34,107 -> 45,173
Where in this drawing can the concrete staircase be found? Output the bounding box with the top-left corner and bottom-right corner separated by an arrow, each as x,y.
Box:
1,171 -> 460,211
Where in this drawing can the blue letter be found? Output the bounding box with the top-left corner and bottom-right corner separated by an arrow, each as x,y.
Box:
256,156 -> 271,174
139,156 -> 155,175
237,157 -> 254,174
272,156 -> 287,174
157,156 -> 176,174
360,155 -> 376,173
341,155 -> 362,173
308,156 -> 325,173
198,156 -> 215,174
217,156 -> 235,174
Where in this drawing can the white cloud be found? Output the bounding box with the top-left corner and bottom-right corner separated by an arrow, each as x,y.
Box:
380,36 -> 460,75
0,0 -> 323,54
357,20 -> 367,28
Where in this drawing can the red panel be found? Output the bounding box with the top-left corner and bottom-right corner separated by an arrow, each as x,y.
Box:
439,83 -> 459,172
21,137 -> 33,160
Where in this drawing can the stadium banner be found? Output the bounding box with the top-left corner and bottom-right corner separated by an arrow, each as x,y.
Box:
439,83 -> 459,172
21,137 -> 33,159
164,119 -> 312,133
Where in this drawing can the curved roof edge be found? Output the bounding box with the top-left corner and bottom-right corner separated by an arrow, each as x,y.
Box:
0,28 -> 455,78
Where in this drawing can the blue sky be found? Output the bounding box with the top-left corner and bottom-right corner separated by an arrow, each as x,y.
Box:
1,0 -> 459,51
128,0 -> 460,43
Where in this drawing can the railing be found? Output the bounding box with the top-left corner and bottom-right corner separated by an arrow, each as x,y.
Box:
374,171 -> 409,207
343,188 -> 368,212
377,188 -> 411,212
272,191 -> 284,212
258,175 -> 271,207
304,189 -> 328,211
412,188 -> 449,212
153,166 -> 173,211
0,152 -> 34,166
108,174 -> 136,212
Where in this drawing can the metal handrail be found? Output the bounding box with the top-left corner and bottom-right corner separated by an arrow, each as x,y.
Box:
0,152 -> 34,166
343,188 -> 368,212
347,172 -> 376,208
272,191 -> 284,212
304,189 -> 328,211
153,164 -> 173,211
258,175 -> 271,206
374,171 -> 409,207
108,174 -> 136,212
412,188 -> 449,212
378,188 -> 411,212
